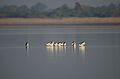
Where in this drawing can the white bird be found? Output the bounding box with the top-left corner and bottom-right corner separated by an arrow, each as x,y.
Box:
63,42 -> 67,46
58,42 -> 62,46
46,41 -> 67,47
54,42 -> 58,46
51,42 -> 54,46
46,42 -> 54,47
60,42 -> 64,46
79,41 -> 85,47
25,42 -> 29,48
72,41 -> 76,47
46,42 -> 51,46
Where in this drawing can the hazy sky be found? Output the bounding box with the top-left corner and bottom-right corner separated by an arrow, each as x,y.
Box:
0,0 -> 120,8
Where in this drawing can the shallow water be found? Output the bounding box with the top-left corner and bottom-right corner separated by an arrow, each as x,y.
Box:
0,25 -> 120,79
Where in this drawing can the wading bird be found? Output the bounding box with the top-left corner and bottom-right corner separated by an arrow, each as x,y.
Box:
79,41 -> 85,47
25,42 -> 29,48
72,41 -> 77,47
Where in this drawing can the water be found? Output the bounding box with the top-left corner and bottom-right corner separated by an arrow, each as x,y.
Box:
0,25 -> 120,79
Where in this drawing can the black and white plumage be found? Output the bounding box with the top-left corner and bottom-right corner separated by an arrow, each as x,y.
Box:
79,41 -> 85,47
25,42 -> 29,48
72,41 -> 76,47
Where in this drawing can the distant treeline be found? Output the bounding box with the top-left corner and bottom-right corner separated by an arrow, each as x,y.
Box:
0,2 -> 120,18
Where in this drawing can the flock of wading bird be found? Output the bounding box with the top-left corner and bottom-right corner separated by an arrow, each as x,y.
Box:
25,41 -> 85,49
46,41 -> 85,47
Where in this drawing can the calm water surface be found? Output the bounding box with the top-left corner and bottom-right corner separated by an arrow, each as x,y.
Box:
0,25 -> 120,79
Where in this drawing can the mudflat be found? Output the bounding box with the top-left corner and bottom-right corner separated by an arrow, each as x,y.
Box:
0,17 -> 120,25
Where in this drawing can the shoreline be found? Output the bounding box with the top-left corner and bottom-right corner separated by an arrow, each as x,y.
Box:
0,17 -> 120,25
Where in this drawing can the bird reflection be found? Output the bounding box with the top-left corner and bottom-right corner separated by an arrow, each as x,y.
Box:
46,41 -> 67,56
25,42 -> 29,56
72,45 -> 76,54
72,41 -> 77,54
64,46 -> 66,55
46,46 -> 67,56
46,41 -> 86,57
54,46 -> 58,56
46,46 -> 54,56
79,46 -> 86,63
26,47 -> 29,55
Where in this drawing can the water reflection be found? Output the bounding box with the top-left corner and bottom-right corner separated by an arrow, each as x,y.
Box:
46,45 -> 86,57
46,46 -> 66,56
54,46 -> 58,56
64,46 -> 67,54
46,41 -> 86,58
72,45 -> 77,54
58,46 -> 63,55
79,46 -> 86,63
46,46 -> 54,56
25,46 -> 29,56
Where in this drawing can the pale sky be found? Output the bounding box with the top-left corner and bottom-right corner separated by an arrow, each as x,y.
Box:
0,0 -> 120,8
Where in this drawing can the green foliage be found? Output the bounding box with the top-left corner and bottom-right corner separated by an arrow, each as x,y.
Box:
16,5 -> 31,18
49,4 -> 72,18
0,2 -> 120,18
71,2 -> 82,17
31,2 -> 47,13
0,5 -> 18,17
30,2 -> 47,18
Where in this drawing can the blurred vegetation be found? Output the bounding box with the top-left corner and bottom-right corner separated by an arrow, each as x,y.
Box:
0,2 -> 120,18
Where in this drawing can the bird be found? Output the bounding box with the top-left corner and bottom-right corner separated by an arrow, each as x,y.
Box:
54,42 -> 58,46
46,41 -> 67,47
46,41 -> 54,47
79,41 -> 85,47
25,42 -> 29,48
46,42 -> 51,46
63,42 -> 67,46
72,41 -> 76,47
60,41 -> 64,46
57,42 -> 60,46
